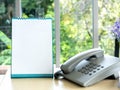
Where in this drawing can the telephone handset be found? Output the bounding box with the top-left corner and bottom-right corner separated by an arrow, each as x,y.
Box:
61,48 -> 104,74
54,48 -> 120,87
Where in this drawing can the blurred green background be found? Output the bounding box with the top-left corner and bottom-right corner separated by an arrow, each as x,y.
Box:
0,0 -> 120,65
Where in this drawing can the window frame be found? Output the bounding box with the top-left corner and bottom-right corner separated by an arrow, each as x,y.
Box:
54,0 -> 99,67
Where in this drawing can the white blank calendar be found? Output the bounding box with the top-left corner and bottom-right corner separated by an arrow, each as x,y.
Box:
12,18 -> 53,78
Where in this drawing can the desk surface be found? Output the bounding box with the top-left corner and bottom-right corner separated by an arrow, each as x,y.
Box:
12,78 -> 120,90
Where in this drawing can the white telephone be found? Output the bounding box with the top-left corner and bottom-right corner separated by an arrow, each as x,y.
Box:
54,48 -> 120,87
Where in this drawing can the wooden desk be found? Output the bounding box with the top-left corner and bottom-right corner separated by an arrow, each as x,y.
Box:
12,78 -> 120,90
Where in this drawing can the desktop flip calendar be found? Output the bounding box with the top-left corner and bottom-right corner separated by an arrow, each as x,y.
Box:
12,18 -> 53,78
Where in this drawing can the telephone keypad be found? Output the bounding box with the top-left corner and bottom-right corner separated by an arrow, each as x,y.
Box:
78,63 -> 104,76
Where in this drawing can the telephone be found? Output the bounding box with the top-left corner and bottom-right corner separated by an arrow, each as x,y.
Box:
54,48 -> 120,87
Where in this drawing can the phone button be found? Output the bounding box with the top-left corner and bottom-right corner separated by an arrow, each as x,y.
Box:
78,63 -> 104,76
89,73 -> 92,76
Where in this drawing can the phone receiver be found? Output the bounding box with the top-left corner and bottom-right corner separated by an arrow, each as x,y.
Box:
61,48 -> 104,74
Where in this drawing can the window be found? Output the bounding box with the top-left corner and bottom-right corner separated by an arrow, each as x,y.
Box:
59,0 -> 93,63
0,0 -> 54,65
55,0 -> 120,66
1,0 -> 119,66
98,0 -> 120,56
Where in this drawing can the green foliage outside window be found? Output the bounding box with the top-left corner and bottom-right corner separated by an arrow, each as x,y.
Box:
24,0 -> 120,63
0,31 -> 11,65
59,0 -> 93,63
0,0 -> 13,65
1,0 -> 120,65
98,0 -> 120,55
